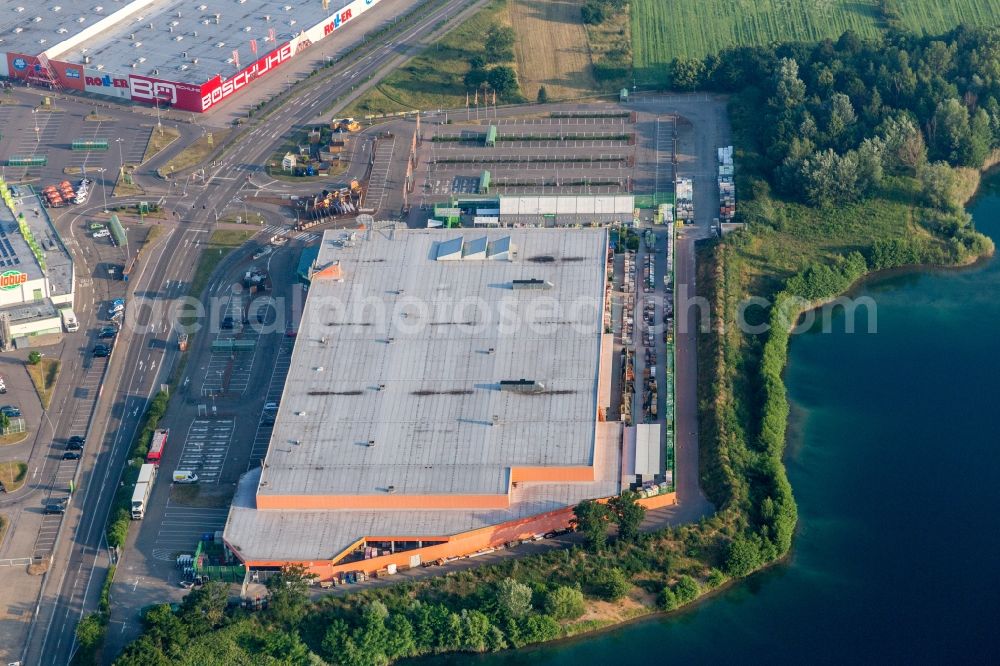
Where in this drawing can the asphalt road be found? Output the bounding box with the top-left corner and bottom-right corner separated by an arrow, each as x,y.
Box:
19,0 -> 492,662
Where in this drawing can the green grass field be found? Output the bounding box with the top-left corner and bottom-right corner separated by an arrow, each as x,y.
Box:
345,0 -> 516,117
631,0 -> 1000,84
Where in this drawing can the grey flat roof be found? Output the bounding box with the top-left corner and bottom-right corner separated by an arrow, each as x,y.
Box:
0,299 -> 57,323
227,421 -> 622,561
51,0 -> 354,84
258,228 -> 609,499
0,1 -> 107,56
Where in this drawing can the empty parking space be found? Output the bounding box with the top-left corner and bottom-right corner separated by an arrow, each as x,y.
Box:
150,503 -> 229,562
175,419 -> 235,484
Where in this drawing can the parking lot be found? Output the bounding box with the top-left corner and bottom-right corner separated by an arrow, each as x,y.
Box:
0,98 -> 156,191
174,419 -> 235,485
31,353 -> 110,561
150,502 -> 229,562
247,338 -> 294,468
415,116 -> 637,201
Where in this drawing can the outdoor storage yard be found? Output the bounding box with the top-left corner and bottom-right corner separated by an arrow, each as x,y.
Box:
413,113 -> 638,206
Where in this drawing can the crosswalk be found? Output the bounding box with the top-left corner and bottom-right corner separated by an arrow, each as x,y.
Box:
258,224 -> 320,244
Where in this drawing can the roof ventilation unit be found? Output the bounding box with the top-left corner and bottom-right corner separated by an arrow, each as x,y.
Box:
499,379 -> 546,394
512,278 -> 552,290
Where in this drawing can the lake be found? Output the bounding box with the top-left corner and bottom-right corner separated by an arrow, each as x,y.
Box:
441,179 -> 1000,664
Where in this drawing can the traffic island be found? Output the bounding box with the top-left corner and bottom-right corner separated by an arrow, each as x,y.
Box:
0,461 -> 27,492
142,126 -> 181,164
26,356 -> 60,410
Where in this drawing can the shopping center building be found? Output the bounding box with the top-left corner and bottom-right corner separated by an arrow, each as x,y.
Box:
222,227 -> 681,579
0,0 -> 384,112
0,179 -> 74,347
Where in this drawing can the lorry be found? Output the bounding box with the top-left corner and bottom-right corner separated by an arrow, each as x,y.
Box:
60,308 -> 79,332
173,470 -> 199,484
146,428 -> 169,465
131,463 -> 156,519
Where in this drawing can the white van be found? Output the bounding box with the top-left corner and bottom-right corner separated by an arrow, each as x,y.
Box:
60,309 -> 79,332
173,470 -> 198,484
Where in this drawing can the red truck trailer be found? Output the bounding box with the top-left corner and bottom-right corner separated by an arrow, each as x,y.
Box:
147,428 -> 169,465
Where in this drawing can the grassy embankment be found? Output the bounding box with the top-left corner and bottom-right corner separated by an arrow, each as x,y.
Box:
142,126 -> 181,163
0,461 -> 27,492
27,357 -> 60,409
630,0 -> 1000,85
157,130 -> 230,178
344,0 -> 518,117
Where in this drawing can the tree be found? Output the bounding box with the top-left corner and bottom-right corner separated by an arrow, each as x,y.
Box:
487,66 -> 519,98
0,412 -> 9,432
674,575 -> 701,604
265,564 -> 314,627
725,536 -> 763,577
322,618 -> 352,659
592,567 -> 630,601
933,98 -> 972,164
494,577 -> 533,618
386,614 -> 417,660
543,585 -> 585,620
770,57 -> 806,110
919,160 -> 958,210
484,25 -> 515,63
75,612 -> 106,655
572,499 -> 610,550
879,114 -> 926,172
670,57 -> 706,91
27,351 -> 41,365
581,2 -> 605,25
607,490 -> 646,542
458,609 -> 492,651
179,581 -> 229,631
518,613 -> 560,644
536,85 -> 549,104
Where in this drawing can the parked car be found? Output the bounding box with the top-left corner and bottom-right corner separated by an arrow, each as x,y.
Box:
285,327 -> 297,338
93,344 -> 111,357
88,222 -> 105,231
44,503 -> 66,514
112,298 -> 125,307
0,376 -> 6,394
62,451 -> 81,460
0,405 -> 21,418
108,302 -> 125,314
221,316 -> 235,329
92,229 -> 111,239
263,401 -> 278,411
98,326 -> 117,339
66,435 -> 85,450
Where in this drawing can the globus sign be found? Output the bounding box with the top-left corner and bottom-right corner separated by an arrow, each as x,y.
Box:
199,42 -> 293,112
0,270 -> 28,291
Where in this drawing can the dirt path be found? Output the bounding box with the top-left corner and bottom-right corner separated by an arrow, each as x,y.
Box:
511,0 -> 595,101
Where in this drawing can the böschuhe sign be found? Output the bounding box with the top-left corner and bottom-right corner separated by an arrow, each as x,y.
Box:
0,270 -> 28,290
200,42 -> 293,112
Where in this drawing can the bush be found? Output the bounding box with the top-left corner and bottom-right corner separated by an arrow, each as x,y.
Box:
543,585 -> 585,620
592,567 -> 630,601
725,536 -> 763,577
27,351 -> 41,365
674,575 -> 700,604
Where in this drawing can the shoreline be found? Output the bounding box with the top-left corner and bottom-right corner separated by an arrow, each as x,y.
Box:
528,165 -> 1000,658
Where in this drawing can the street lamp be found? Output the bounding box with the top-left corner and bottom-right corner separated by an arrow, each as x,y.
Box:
115,137 -> 124,178
96,167 -> 108,212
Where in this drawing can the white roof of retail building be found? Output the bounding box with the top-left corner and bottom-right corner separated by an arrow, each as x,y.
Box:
256,227 -> 610,499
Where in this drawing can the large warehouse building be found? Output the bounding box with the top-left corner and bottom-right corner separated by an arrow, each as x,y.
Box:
223,228 -> 673,579
0,0 -> 384,112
